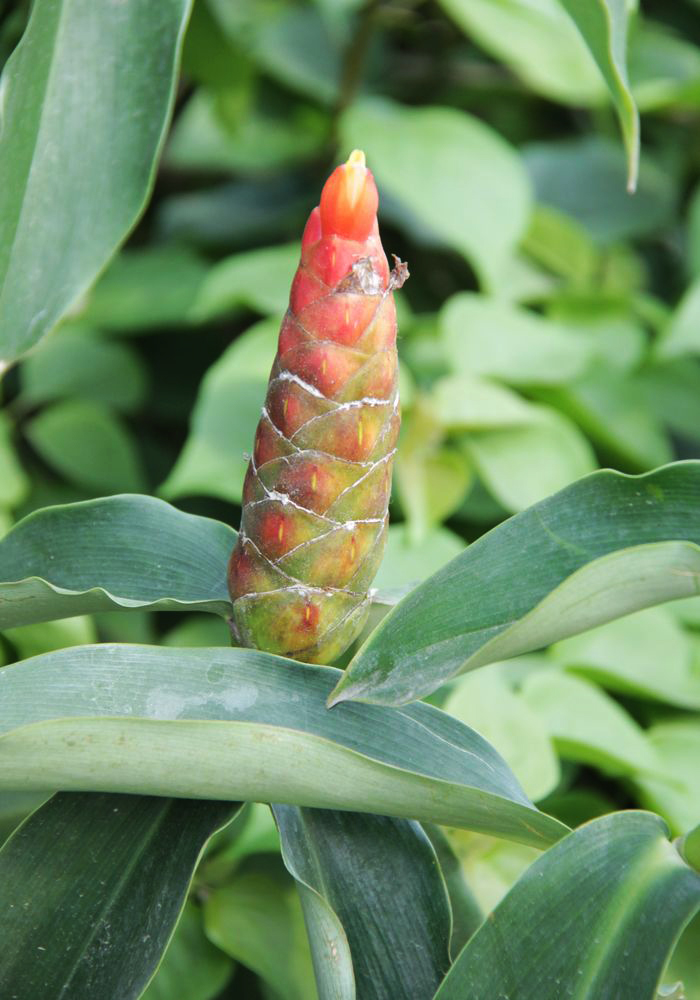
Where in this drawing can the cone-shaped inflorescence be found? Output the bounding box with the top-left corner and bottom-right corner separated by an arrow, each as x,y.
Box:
228,150 -> 407,664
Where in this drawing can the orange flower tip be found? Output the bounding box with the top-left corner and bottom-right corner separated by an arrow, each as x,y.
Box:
319,149 -> 379,241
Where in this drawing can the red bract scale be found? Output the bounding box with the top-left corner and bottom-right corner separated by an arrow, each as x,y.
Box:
228,150 -> 408,663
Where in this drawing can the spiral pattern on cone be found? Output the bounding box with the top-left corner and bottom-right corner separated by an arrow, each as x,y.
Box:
228,152 -> 407,664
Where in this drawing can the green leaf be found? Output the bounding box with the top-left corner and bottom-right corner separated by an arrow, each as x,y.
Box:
25,400 -> 146,493
161,319 -> 278,503
437,0 -> 605,105
445,669 -> 560,801
552,606 -> 700,709
659,279 -> 700,359
435,812 -> 700,1000
635,720 -> 700,836
556,0 -> 639,190
431,375 -> 534,430
204,854 -> 317,1000
544,368 -> 673,471
0,0 -> 192,365
83,247 -> 209,334
273,807 -> 452,1000
0,494 -> 234,628
441,293 -> 595,386
521,670 -> 663,779
0,412 -> 29,509
329,463 -> 700,707
0,644 -> 567,847
142,901 -> 233,1000
0,792 -> 238,999
191,243 -> 299,322
463,407 -> 597,513
340,98 -> 531,289
524,137 -> 675,244
19,325 -> 148,412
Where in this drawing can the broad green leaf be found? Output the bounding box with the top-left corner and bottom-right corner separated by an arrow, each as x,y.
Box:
20,325 -> 148,412
143,901 -> 233,1000
659,279 -> 700,359
437,0 -> 605,105
552,606 -> 700,709
340,98 -> 531,289
0,494 -> 234,628
441,293 -> 594,386
0,792 -> 238,999
521,671 -> 663,779
0,644 -> 567,847
0,412 -> 29,508
637,359 -> 700,444
26,400 -> 146,494
161,319 -> 278,503
191,243 -> 299,321
635,720 -> 700,836
274,807 -> 451,1000
445,669 -> 560,801
431,375 -> 534,430
372,525 -> 465,593
435,812 -> 700,1000
204,854 -> 317,1000
524,137 -> 675,244
545,368 -> 673,471
463,408 -> 597,513
0,0 -> 192,364
329,463 -> 700,707
556,0 -> 639,189
83,247 -> 208,333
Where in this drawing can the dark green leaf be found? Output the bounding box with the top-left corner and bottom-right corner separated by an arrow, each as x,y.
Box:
556,0 -> 639,189
0,644 -> 567,847
435,812 -> 700,1000
19,326 -> 148,412
274,808 -> 451,1000
26,400 -> 146,494
330,463 -> 700,707
0,495 -> 234,628
0,792 -> 238,999
0,0 -> 192,364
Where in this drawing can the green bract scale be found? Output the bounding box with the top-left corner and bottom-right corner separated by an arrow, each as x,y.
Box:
228,150 -> 407,663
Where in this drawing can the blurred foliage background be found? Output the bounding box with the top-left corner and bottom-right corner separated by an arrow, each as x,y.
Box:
2,0 -> 700,996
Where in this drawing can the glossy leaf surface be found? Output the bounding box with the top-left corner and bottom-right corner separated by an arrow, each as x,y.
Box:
0,645 -> 567,847
0,0 -> 192,364
331,463 -> 700,706
274,807 -> 452,1000
0,495 -> 234,627
0,792 -> 237,999
435,812 -> 700,1000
